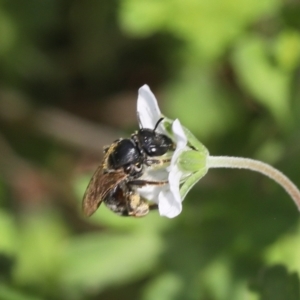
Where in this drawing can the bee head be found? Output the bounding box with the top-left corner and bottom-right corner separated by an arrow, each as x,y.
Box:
137,118 -> 174,157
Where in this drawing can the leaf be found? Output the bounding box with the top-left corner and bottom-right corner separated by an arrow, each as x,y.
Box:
119,0 -> 281,60
165,73 -> 240,140
232,35 -> 292,127
0,284 -> 42,300
13,212 -> 68,291
0,210 -> 17,254
251,265 -> 300,300
0,252 -> 15,281
142,272 -> 183,300
264,224 -> 300,274
61,232 -> 163,295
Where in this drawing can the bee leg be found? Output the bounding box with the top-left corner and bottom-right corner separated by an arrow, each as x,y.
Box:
128,179 -> 168,187
149,203 -> 158,211
145,158 -> 171,168
127,191 -> 149,217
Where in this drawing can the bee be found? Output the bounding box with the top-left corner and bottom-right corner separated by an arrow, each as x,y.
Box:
82,118 -> 175,217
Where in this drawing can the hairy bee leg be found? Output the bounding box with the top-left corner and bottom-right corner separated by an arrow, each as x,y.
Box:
127,192 -> 149,217
145,158 -> 171,168
126,180 -> 168,217
128,180 -> 169,187
149,203 -> 158,211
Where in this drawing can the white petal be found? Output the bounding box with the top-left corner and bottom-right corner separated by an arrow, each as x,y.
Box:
168,119 -> 188,171
137,85 -> 162,129
138,185 -> 163,203
137,168 -> 169,202
158,190 -> 182,218
172,119 -> 187,153
158,119 -> 188,218
158,165 -> 182,218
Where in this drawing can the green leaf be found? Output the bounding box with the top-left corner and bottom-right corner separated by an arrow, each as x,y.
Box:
13,212 -> 68,291
264,224 -> 300,273
142,272 -> 183,300
61,232 -> 163,294
251,265 -> 300,300
120,0 -> 281,60
275,30 -> 300,72
165,73 -> 240,140
0,10 -> 16,56
232,35 -> 292,127
0,210 -> 17,254
0,284 -> 42,300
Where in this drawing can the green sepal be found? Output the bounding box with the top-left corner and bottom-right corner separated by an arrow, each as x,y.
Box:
182,126 -> 209,154
163,117 -> 209,154
178,149 -> 208,173
162,116 -> 209,201
180,168 -> 208,200
162,117 -> 174,136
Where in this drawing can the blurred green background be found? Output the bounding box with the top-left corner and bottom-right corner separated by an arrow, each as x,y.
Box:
0,0 -> 300,299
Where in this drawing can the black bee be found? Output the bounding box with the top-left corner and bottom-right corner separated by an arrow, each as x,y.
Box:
82,118 -> 175,217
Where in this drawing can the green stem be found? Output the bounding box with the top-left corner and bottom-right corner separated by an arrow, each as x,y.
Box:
207,156 -> 300,211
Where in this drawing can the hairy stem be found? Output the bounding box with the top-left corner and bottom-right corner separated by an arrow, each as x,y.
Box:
207,156 -> 300,211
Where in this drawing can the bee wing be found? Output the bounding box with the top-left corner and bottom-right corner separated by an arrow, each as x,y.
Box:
82,166 -> 126,217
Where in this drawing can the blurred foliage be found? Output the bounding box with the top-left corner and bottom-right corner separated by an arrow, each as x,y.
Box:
0,0 -> 300,299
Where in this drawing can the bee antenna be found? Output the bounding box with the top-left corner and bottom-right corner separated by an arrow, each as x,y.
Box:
153,117 -> 164,132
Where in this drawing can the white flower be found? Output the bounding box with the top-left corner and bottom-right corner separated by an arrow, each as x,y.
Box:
137,85 -> 189,218
134,85 -> 300,221
158,119 -> 188,217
